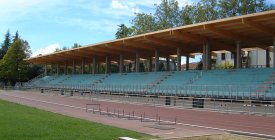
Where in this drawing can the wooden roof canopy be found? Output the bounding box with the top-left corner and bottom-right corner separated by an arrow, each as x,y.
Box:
27,10 -> 275,65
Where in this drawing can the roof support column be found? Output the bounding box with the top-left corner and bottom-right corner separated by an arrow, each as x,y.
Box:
65,62 -> 68,75
56,64 -> 59,75
149,58 -> 152,72
44,64 -> 47,76
136,52 -> 140,72
266,47 -> 270,68
81,59 -> 85,74
273,37 -> 275,68
92,57 -> 96,74
177,48 -> 181,71
105,56 -> 110,74
73,60 -> 76,74
206,43 -> 211,70
203,43 -> 210,71
236,41 -> 242,69
233,52 -> 237,69
203,44 -> 206,71
186,55 -> 189,71
166,56 -> 170,71
154,50 -> 159,72
119,54 -> 123,73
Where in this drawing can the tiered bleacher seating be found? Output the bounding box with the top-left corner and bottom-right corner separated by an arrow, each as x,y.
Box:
28,68 -> 275,99
96,72 -> 164,93
148,71 -> 200,95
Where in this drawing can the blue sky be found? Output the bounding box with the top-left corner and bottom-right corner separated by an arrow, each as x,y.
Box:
0,0 -> 195,57
0,0 -> 273,58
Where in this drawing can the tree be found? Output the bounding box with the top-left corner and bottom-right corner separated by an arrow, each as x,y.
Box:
181,5 -> 196,25
115,24 -> 133,39
0,30 -> 11,59
13,31 -> 19,42
195,0 -> 219,22
154,0 -> 182,29
131,13 -> 157,35
0,40 -> 29,85
218,0 -> 268,18
72,43 -> 81,49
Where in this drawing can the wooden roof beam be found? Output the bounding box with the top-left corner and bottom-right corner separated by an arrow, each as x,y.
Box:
63,52 -> 87,59
203,25 -> 268,47
242,18 -> 275,36
172,30 -> 235,51
203,25 -> 241,40
76,49 -> 106,57
144,36 -> 180,48
105,44 -> 136,53
123,40 -> 155,51
89,47 -> 121,55
172,30 -> 206,43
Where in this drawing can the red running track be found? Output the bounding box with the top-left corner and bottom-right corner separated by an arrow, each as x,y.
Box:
1,90 -> 275,137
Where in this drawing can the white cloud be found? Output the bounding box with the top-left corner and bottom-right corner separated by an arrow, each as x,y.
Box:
32,43 -> 60,57
111,0 -> 128,9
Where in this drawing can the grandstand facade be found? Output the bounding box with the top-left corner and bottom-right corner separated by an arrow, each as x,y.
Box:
25,10 -> 275,102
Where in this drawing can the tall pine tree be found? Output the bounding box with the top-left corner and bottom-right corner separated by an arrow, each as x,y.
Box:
0,30 -> 11,59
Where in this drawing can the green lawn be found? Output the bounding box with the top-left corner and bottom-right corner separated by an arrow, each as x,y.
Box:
0,99 -> 152,140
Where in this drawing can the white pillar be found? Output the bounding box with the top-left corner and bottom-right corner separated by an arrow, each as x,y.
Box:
177,48 -> 181,71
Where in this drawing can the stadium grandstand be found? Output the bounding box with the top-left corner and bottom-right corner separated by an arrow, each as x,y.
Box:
24,10 -> 275,107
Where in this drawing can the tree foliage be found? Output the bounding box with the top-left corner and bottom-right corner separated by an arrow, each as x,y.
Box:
131,13 -> 157,35
154,0 -> 182,29
0,30 -> 11,59
0,31 -> 35,86
115,24 -> 133,39
115,0 -> 272,37
0,40 -> 29,85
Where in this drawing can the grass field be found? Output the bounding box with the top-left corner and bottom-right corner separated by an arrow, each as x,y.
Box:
0,99 -> 152,140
